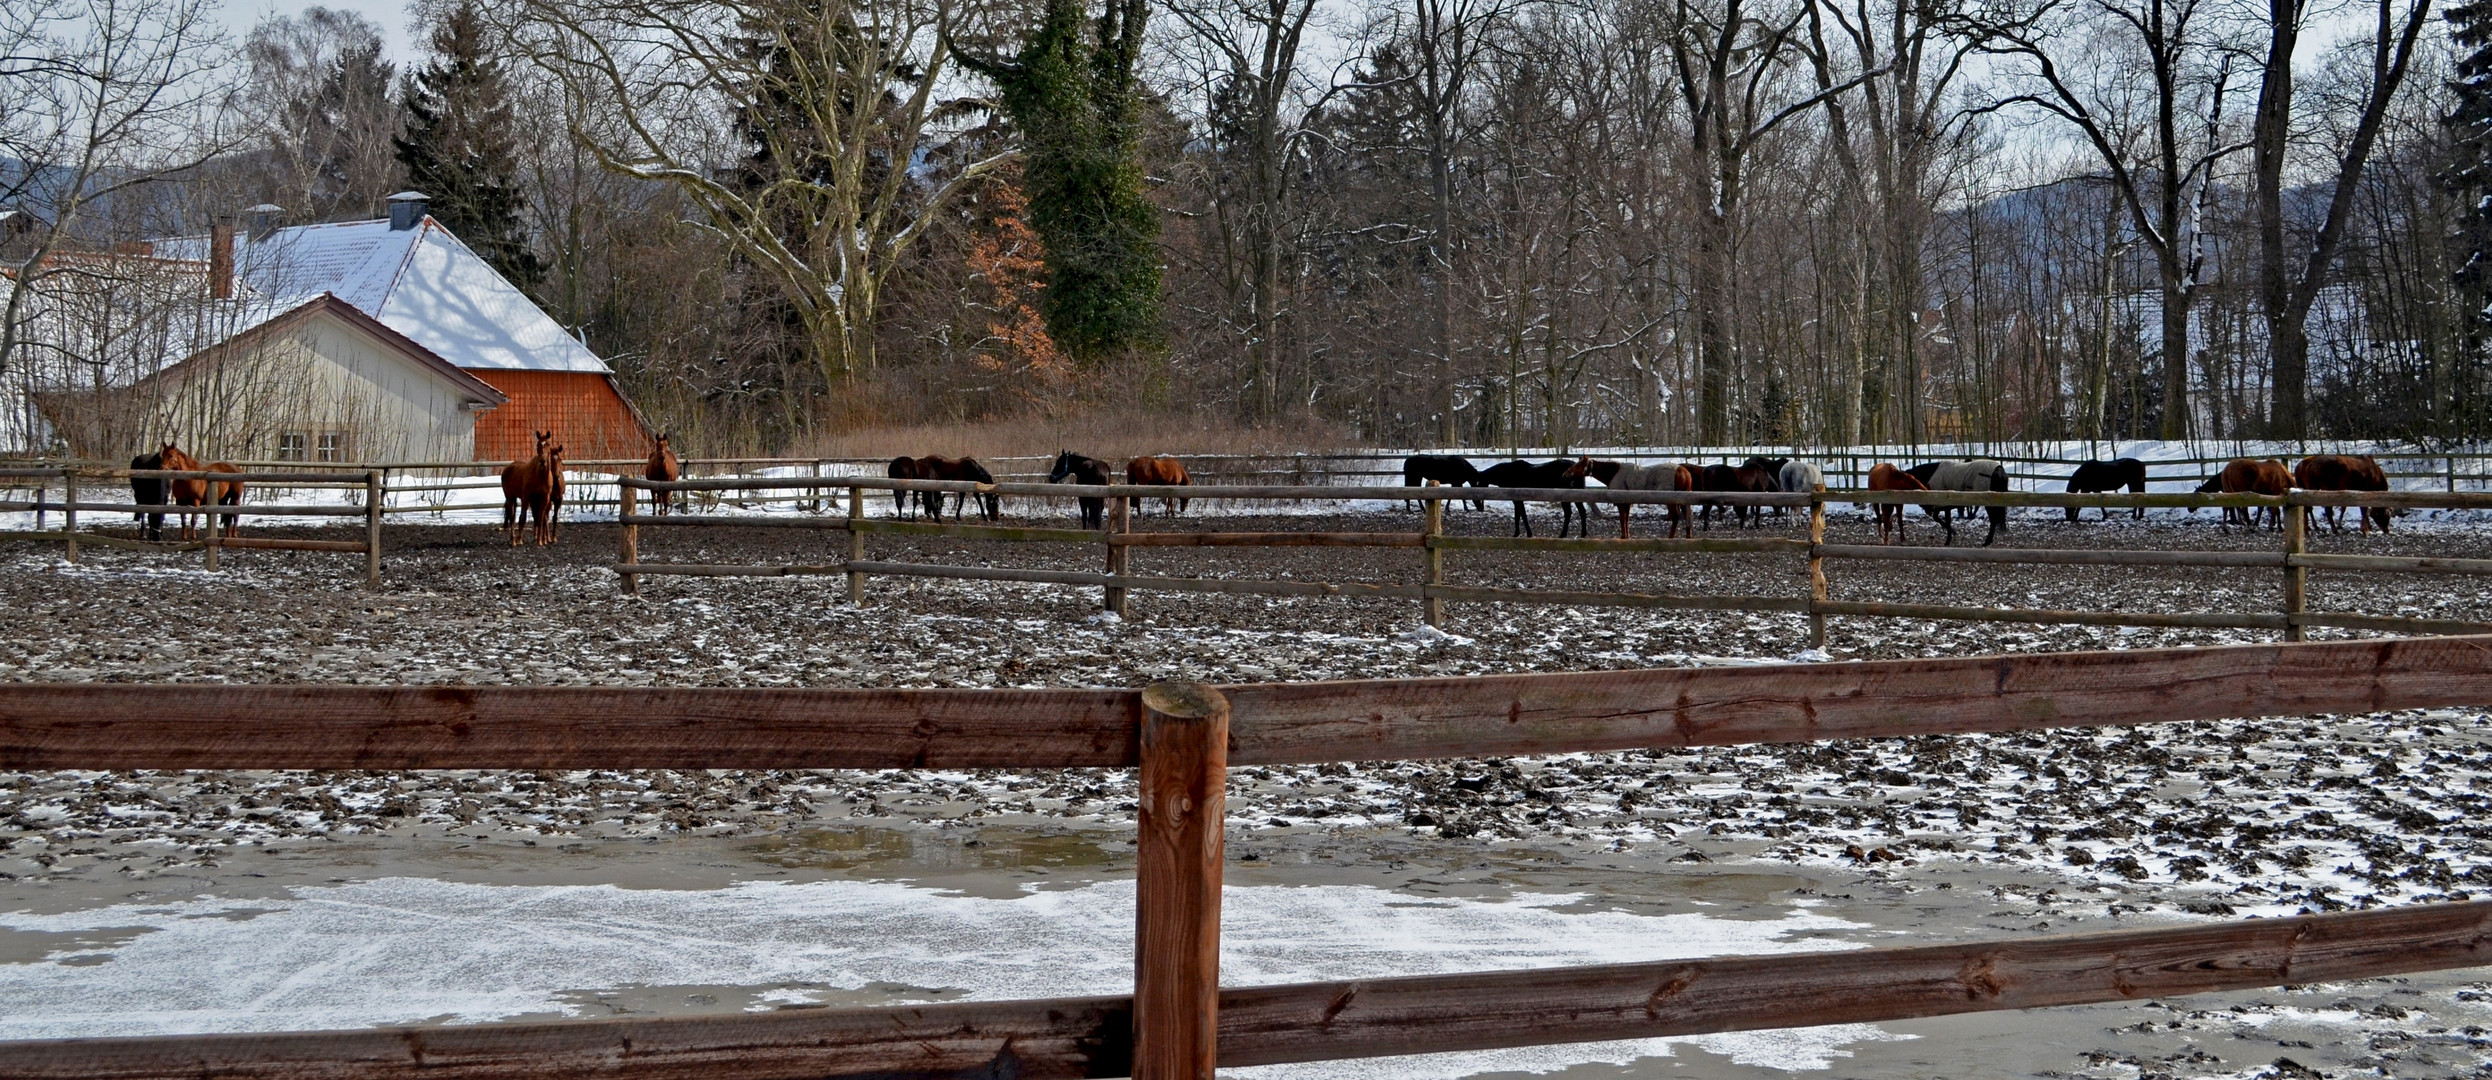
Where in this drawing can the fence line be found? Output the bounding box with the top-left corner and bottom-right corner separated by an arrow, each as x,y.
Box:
616,475 -> 2492,643
2,635 -> 2490,1078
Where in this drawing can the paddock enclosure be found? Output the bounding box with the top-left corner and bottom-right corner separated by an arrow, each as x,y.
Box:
2,635 -> 2491,1078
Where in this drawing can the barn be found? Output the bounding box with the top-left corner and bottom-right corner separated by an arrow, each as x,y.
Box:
147,194 -> 652,462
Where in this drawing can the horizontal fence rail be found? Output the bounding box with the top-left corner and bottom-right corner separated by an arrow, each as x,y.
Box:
613,476 -> 2492,643
2,635 -> 2491,1079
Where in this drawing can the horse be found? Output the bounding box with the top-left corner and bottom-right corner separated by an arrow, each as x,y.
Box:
1866,463 -> 1930,544
1923,459 -> 2009,546
645,433 -> 682,515
886,456 -> 925,519
2201,458 -> 2288,530
914,455 -> 998,522
128,449 -> 166,541
1698,460 -> 1778,528
1750,456 -> 1794,518
547,443 -> 567,541
1778,460 -> 1824,506
2295,454 -> 2391,534
1581,458 -> 1694,538
1126,455 -> 1190,517
1476,458 -> 1587,537
1903,462 -> 1974,520
2065,458 -> 2146,522
501,431 -> 559,546
1048,450 -> 1114,529
1402,455 -> 1484,511
159,443 -> 244,541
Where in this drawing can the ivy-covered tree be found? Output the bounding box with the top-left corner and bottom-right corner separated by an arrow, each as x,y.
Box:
394,2 -> 539,285
954,0 -> 1162,364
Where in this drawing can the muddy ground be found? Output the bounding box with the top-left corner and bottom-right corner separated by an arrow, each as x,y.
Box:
4,504 -> 2492,1078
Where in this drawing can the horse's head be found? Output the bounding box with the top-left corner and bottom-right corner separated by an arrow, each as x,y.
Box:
655,432 -> 670,450
1563,455 -> 1591,480
1048,451 -> 1075,483
533,430 -> 553,457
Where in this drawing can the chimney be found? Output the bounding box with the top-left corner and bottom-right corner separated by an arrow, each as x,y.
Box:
208,221 -> 234,300
387,190 -> 428,231
246,203 -> 284,241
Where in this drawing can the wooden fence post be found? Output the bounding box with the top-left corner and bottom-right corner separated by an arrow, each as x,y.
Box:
1106,492 -> 1130,616
1423,482 -> 1445,629
1135,681 -> 1229,1080
2283,494 -> 2306,642
618,481 -> 639,596
203,478 -> 219,571
1807,493 -> 1827,649
61,467 -> 77,564
364,470 -> 382,586
846,484 -> 865,605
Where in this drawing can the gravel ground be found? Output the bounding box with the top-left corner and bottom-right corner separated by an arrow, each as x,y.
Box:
6,506 -> 2492,1077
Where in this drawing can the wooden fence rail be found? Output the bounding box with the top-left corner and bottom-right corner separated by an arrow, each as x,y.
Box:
2,635 -> 2490,1079
614,476 -> 2492,645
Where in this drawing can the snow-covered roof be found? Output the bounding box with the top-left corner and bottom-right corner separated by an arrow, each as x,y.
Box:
152,217 -> 609,374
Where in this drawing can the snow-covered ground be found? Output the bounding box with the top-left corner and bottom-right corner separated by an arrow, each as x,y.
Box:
4,509 -> 2492,1078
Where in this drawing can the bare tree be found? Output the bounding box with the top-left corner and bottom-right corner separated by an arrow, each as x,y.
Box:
0,0 -> 237,387
508,0 -> 1008,386
241,7 -> 405,223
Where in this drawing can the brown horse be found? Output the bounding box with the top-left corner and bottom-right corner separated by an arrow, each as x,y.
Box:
1126,456 -> 1190,516
158,443 -> 244,541
1867,463 -> 1927,544
886,456 -> 925,519
913,455 -> 999,522
501,431 -> 560,546
646,433 -> 682,515
2201,458 -> 2288,530
2294,454 -> 2391,534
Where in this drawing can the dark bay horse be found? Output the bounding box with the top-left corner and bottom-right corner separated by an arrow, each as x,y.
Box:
1402,455 -> 1484,511
1476,458 -> 1587,537
1126,455 -> 1190,516
646,433 -> 682,515
1697,460 -> 1777,528
914,455 -> 999,522
886,456 -> 925,519
2065,458 -> 2147,521
1049,450 -> 1113,529
129,449 -> 166,541
159,443 -> 243,541
501,431 -> 560,546
2200,458 -> 2289,530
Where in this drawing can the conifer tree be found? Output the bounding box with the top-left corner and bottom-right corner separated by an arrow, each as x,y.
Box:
954,0 -> 1162,363
394,2 -> 539,285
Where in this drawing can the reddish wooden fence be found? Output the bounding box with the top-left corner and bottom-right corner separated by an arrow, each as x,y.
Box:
3,635 -> 2491,1078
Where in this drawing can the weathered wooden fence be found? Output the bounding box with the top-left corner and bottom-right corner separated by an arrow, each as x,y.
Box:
0,467 -> 382,584
615,475 -> 2492,645
1,635 -> 2489,1078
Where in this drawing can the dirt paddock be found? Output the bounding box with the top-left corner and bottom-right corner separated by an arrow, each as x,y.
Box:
5,506 -> 2492,1077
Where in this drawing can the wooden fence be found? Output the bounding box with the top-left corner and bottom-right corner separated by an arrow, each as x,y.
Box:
2,635 -> 2491,1078
0,467 -> 382,584
616,475 -> 2492,645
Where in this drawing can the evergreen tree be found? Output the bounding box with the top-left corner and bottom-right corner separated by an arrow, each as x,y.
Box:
393,2 -> 538,285
955,0 -> 1162,363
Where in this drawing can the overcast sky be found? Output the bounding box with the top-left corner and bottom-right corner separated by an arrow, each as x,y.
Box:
217,0 -> 424,66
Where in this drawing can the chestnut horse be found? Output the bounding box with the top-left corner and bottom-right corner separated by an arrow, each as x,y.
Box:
2199,458 -> 2289,530
1126,455 -> 1190,516
158,443 -> 243,541
1581,458 -> 1694,538
1867,463 -> 1929,544
501,431 -> 561,545
646,433 -> 682,515
2295,454 -> 2391,534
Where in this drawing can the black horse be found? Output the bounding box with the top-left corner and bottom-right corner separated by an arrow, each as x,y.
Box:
1907,461 -> 1974,520
2065,457 -> 2147,521
1401,454 -> 1484,512
129,450 -> 167,541
957,456 -> 1000,521
1048,450 -> 1113,529
1476,458 -> 1587,537
886,456 -> 923,519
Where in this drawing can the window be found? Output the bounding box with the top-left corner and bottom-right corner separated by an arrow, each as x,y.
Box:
317,431 -> 348,462
276,432 -> 307,461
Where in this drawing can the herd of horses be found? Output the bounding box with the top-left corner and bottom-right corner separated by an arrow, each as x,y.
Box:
104,439 -> 2405,551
